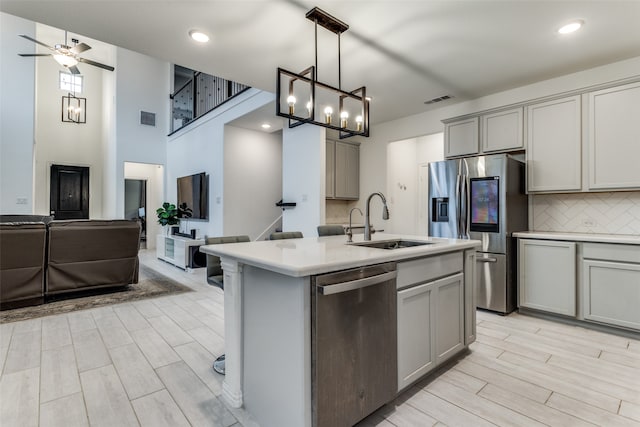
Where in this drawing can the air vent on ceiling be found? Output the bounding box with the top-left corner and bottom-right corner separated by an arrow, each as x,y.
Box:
424,95 -> 454,105
140,111 -> 156,126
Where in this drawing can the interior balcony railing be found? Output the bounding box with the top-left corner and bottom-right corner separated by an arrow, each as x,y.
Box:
170,72 -> 250,134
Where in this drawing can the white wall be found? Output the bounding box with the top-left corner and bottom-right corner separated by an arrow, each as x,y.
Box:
282,124 -> 326,238
0,13 -> 35,214
124,162 -> 163,248
112,47 -> 170,218
224,126 -> 282,240
33,47 -> 105,217
166,88 -> 275,239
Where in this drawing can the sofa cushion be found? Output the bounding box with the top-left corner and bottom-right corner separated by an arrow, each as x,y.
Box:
0,222 -> 47,307
46,220 -> 141,294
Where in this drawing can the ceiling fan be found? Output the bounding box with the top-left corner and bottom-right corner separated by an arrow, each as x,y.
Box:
18,31 -> 115,74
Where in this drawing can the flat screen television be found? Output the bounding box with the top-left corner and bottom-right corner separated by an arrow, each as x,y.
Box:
177,172 -> 209,220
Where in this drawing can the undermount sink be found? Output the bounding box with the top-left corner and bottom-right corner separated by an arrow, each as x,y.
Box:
349,239 -> 435,250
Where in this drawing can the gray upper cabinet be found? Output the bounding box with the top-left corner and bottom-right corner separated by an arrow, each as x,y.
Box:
327,140 -> 359,200
325,140 -> 335,199
526,95 -> 582,193
444,117 -> 479,158
481,107 -> 524,153
587,81 -> 640,190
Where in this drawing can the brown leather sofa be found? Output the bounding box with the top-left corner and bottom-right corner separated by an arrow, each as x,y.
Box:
0,216 -> 50,309
46,220 -> 141,296
0,217 -> 140,309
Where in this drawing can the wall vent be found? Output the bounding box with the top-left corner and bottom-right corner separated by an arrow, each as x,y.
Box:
140,111 -> 156,126
424,95 -> 453,105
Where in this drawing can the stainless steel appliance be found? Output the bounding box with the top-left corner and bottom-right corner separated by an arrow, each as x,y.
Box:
311,262 -> 397,427
428,154 -> 528,313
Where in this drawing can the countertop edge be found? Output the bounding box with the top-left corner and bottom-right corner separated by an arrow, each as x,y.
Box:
513,231 -> 640,245
201,235 -> 481,277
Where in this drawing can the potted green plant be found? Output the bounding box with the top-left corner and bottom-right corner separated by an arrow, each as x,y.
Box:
156,202 -> 179,234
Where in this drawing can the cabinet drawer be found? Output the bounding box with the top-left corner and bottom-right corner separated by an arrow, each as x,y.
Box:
397,252 -> 463,289
583,243 -> 640,264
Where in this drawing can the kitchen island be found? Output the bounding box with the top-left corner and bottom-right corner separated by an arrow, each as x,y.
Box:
200,233 -> 480,427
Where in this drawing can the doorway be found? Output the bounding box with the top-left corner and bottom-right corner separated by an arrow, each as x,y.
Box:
50,164 -> 90,220
125,179 -> 147,249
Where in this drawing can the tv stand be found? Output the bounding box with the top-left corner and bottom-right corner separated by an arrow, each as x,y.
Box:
156,234 -> 205,271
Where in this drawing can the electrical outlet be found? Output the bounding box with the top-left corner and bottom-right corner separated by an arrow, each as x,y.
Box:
16,197 -> 28,205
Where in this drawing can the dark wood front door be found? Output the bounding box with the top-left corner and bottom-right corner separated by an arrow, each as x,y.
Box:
50,164 -> 89,220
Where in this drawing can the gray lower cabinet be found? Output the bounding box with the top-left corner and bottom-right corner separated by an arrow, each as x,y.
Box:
397,270 -> 464,391
582,243 -> 640,331
434,273 -> 465,364
397,280 -> 435,391
518,239 -> 576,316
463,249 -> 477,345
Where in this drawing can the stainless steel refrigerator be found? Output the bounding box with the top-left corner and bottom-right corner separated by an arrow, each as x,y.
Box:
428,154 -> 528,313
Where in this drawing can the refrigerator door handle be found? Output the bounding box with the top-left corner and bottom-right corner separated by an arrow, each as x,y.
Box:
459,174 -> 469,239
455,174 -> 462,239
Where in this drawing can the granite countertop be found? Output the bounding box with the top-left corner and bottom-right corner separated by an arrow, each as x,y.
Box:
513,231 -> 640,245
200,233 -> 481,277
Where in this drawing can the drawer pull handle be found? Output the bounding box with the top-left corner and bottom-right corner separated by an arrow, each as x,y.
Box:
477,257 -> 498,263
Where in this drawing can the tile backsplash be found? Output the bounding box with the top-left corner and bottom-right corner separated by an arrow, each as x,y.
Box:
531,191 -> 640,235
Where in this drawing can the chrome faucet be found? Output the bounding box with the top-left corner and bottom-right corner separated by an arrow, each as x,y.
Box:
364,192 -> 389,241
346,207 -> 363,243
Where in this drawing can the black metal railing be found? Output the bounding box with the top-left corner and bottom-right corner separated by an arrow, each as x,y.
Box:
170,71 -> 250,134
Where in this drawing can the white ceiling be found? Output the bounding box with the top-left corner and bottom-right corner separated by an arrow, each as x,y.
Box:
3,1 -> 640,128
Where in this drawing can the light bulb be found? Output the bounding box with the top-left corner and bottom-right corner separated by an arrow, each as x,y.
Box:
340,111 -> 349,128
189,30 -> 210,43
306,101 -> 312,115
355,115 -> 363,132
287,95 -> 296,115
324,106 -> 333,125
558,20 -> 583,34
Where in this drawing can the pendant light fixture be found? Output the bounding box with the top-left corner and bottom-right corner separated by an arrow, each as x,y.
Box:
276,7 -> 369,139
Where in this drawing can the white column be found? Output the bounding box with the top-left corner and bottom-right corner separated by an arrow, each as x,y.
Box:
281,124 -> 326,237
220,258 -> 244,408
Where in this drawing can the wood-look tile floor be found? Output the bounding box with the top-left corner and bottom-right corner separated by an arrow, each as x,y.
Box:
1,249 -> 639,426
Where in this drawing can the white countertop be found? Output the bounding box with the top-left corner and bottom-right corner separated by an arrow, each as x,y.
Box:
513,231 -> 640,245
200,233 -> 481,277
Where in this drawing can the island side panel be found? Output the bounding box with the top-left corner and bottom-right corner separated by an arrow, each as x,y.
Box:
242,265 -> 312,427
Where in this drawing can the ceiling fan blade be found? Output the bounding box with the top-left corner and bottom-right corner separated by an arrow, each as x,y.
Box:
68,65 -> 81,75
77,57 -> 115,72
19,34 -> 56,51
18,53 -> 52,57
70,43 -> 91,55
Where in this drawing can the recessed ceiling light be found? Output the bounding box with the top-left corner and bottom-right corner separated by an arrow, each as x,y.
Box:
261,123 -> 271,129
558,20 -> 584,35
189,30 -> 210,43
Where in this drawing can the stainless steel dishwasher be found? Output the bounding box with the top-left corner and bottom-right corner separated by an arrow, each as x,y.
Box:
311,262 -> 398,427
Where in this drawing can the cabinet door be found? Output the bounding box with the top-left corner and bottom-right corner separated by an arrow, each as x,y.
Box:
518,239 -> 576,316
173,239 -> 186,268
334,141 -> 359,200
582,259 -> 640,330
526,96 -> 582,192
435,273 -> 465,364
326,140 -> 335,198
588,82 -> 640,190
444,117 -> 479,158
397,281 -> 435,391
481,107 -> 523,153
